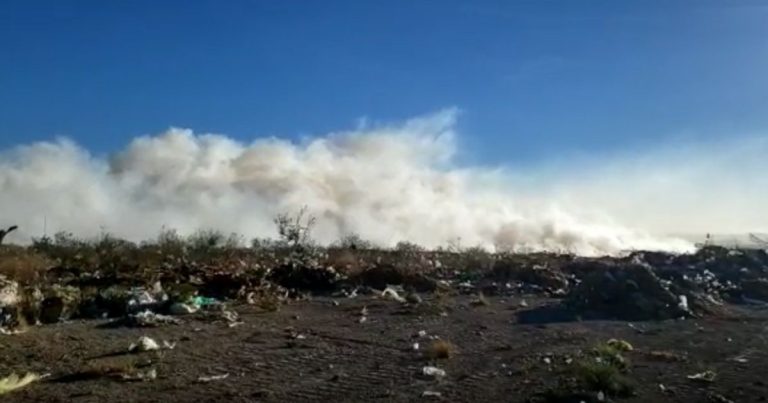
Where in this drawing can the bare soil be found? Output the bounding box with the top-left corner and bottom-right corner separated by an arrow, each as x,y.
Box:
2,295 -> 767,403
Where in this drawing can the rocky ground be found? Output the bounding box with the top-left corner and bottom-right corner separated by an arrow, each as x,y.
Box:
2,243 -> 768,402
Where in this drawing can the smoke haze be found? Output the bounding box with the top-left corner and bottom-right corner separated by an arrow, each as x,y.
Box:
1,109 -> 766,255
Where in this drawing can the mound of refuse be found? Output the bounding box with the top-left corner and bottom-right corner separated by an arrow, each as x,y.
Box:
565,262 -> 692,321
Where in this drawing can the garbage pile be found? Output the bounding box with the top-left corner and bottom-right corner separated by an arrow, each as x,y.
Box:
1,241 -> 768,333
564,262 -> 692,321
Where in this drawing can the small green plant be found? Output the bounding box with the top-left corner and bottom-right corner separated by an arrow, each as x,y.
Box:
570,340 -> 636,397
571,359 -> 635,397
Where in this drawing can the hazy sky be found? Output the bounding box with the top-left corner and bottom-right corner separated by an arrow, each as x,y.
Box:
2,1 -> 767,165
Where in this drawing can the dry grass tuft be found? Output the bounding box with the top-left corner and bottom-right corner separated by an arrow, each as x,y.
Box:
423,339 -> 457,360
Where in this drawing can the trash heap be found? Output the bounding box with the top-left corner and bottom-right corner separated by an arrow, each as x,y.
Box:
564,262 -> 692,321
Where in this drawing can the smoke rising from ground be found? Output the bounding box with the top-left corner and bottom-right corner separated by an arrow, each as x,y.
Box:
1,109 -> 765,255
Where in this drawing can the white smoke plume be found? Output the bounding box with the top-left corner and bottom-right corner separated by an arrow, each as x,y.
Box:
1,108 -> 765,255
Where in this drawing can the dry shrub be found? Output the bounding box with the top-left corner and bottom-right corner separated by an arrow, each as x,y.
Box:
423,339 -> 457,360
0,246 -> 52,285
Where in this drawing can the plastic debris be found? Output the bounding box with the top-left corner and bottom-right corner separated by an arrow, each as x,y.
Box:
197,373 -> 229,383
129,336 -> 160,352
678,295 -> 690,312
0,277 -> 20,308
413,343 -> 420,351
359,306 -> 368,323
0,277 -> 20,332
129,310 -> 181,327
381,287 -> 406,303
191,296 -> 220,308
687,370 -> 716,383
126,282 -> 168,313
0,372 -> 42,395
421,366 -> 446,379
121,368 -> 157,382
422,390 -> 442,398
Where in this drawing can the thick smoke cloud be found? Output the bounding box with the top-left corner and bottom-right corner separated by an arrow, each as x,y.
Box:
1,109 -> 764,255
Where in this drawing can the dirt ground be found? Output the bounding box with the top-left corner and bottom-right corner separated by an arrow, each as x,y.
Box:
2,294 -> 767,403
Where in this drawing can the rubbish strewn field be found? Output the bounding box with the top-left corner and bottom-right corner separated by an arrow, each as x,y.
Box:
2,233 -> 768,402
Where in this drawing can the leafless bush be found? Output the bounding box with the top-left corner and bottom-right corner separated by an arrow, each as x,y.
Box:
274,206 -> 316,248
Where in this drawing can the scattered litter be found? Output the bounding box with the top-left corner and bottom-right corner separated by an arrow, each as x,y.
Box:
128,336 -> 176,352
678,295 -> 690,312
191,296 -> 219,308
127,282 -> 168,313
687,370 -> 717,383
128,310 -> 181,327
518,299 -> 529,308
422,390 -> 442,398
0,277 -> 19,308
121,368 -> 157,382
0,372 -> 42,395
597,391 -> 605,401
457,281 -> 473,289
129,336 -> 160,352
381,287 -> 406,303
0,328 -> 25,336
421,366 -> 446,379
413,343 -> 420,351
221,310 -> 241,325
198,373 -> 229,383
542,357 -> 551,365
358,306 -> 368,323
416,330 -> 427,338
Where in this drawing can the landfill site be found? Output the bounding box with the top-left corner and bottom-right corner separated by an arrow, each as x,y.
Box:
0,224 -> 767,403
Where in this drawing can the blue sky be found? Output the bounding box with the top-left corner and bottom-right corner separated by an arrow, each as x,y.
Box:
2,0 -> 767,166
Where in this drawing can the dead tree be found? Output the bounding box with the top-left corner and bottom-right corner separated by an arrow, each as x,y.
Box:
0,225 -> 18,245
